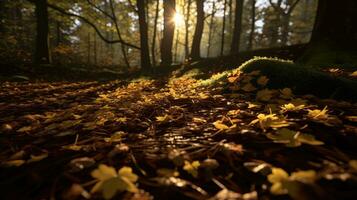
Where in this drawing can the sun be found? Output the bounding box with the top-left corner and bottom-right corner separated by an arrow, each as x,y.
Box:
173,12 -> 185,27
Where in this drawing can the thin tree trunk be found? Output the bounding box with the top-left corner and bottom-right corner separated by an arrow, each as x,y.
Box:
247,0 -> 256,50
174,29 -> 180,62
207,1 -> 216,57
151,0 -> 159,68
88,32 -> 91,64
220,0 -> 227,56
230,0 -> 244,54
94,31 -> 97,65
34,0 -> 51,64
184,0 -> 192,59
160,0 -> 176,66
137,0 -> 152,72
56,21 -> 61,46
190,0 -> 204,60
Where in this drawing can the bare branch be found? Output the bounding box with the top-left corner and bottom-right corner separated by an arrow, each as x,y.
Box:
46,2 -> 140,49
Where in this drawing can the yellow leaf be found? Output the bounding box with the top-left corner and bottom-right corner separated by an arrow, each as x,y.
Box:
350,71 -> 357,77
307,107 -> 329,120
156,114 -> 170,122
1,160 -> 26,167
257,76 -> 269,86
183,161 -> 200,178
213,121 -> 229,130
268,168 -> 289,195
227,76 -> 238,83
280,103 -> 305,112
241,82 -> 257,92
91,165 -> 138,199
250,113 -> 289,131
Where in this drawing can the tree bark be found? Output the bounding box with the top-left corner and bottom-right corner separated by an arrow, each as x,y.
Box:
220,0 -> 227,56
301,0 -> 357,65
190,0 -> 204,60
184,0 -> 192,59
160,0 -> 176,66
35,0 -> 51,64
310,0 -> 357,50
230,0 -> 244,54
151,0 -> 159,68
247,0 -> 256,50
207,1 -> 216,57
137,0 -> 152,71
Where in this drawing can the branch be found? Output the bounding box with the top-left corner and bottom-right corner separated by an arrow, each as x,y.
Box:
46,2 -> 140,49
288,0 -> 301,14
86,0 -> 114,20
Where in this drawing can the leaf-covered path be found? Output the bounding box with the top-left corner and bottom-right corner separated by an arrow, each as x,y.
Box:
1,77 -> 357,200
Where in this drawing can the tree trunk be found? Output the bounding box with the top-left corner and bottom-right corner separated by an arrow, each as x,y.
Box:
220,0 -> 227,56
230,0 -> 244,54
184,0 -> 192,59
280,13 -> 291,45
137,0 -> 152,72
35,0 -> 51,64
207,1 -> 216,57
94,31 -> 97,65
151,0 -> 159,68
87,32 -> 91,64
301,0 -> 357,65
190,0 -> 204,60
160,0 -> 176,66
247,0 -> 256,50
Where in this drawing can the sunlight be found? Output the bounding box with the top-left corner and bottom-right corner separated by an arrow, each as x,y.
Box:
173,12 -> 185,27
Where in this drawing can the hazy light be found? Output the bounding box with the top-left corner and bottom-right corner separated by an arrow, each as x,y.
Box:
173,12 -> 185,27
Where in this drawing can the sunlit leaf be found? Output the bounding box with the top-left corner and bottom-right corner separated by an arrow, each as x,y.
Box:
267,128 -> 324,147
250,113 -> 289,131
268,168 -> 289,195
183,160 -> 200,178
307,107 -> 329,120
213,121 -> 230,130
281,103 -> 305,112
350,71 -> 357,77
91,165 -> 138,199
156,114 -> 170,122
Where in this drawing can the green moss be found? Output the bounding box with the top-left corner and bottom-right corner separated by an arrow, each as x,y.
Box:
237,57 -> 357,101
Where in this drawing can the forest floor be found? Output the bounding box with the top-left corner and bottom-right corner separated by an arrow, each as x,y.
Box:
0,70 -> 357,200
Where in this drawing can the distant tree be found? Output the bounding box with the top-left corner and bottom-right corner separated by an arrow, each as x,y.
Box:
184,0 -> 192,59
190,0 -> 204,60
247,0 -> 256,50
230,0 -> 244,54
34,0 -> 51,64
220,0 -> 227,56
206,1 -> 216,57
137,0 -> 152,71
160,0 -> 176,66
